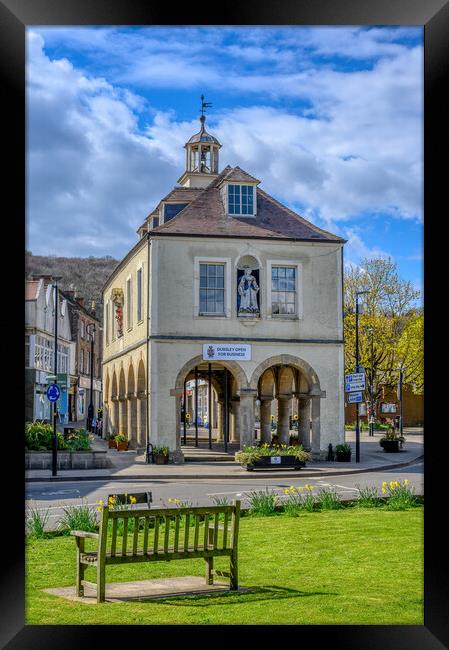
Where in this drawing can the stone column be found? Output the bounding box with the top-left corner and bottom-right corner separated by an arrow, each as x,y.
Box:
127,393 -> 137,446
311,396 -> 321,456
277,396 -> 291,444
216,401 -> 224,441
238,390 -> 257,448
298,398 -> 311,448
111,397 -> 119,434
230,399 -> 240,443
118,397 -> 127,436
136,394 -> 142,447
260,398 -> 273,444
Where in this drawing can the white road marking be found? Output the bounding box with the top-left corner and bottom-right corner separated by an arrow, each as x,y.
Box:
39,489 -> 81,496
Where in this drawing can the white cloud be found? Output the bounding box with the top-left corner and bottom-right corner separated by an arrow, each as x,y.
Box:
26,28 -> 423,260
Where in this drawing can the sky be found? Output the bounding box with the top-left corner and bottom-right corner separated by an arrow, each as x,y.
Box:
26,26 -> 423,295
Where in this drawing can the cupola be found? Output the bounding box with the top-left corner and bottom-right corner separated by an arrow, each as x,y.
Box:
178,95 -> 221,188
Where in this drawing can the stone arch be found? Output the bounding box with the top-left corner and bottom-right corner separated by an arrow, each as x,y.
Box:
110,368 -> 119,435
127,361 -> 135,394
175,355 -> 248,392
250,355 -> 322,451
118,367 -> 128,436
136,358 -> 147,448
249,354 -> 321,393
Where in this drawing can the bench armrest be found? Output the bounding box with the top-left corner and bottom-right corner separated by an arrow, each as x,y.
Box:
70,530 -> 99,539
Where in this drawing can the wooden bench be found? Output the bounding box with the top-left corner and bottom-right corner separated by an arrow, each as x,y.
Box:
71,500 -> 241,603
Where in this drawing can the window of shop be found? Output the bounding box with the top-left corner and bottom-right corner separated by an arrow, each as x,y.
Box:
126,277 -> 132,330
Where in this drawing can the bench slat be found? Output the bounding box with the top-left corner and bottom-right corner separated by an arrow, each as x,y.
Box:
121,518 -> 128,556
164,515 -> 170,553
203,513 -> 209,550
108,505 -> 234,519
142,516 -> 149,555
174,515 -> 180,552
132,516 -> 139,555
213,513 -> 219,549
193,514 -> 200,551
153,516 -> 160,554
223,512 -> 229,549
183,514 -> 190,551
110,518 -> 117,557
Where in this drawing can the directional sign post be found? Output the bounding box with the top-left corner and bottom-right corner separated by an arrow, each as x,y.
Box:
345,372 -> 366,392
347,391 -> 363,404
46,384 -> 61,403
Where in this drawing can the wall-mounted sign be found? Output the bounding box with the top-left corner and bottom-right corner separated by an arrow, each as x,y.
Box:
381,403 -> 397,414
203,343 -> 251,361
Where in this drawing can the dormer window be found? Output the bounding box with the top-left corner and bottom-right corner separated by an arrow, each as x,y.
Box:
152,217 -> 159,228
227,184 -> 256,216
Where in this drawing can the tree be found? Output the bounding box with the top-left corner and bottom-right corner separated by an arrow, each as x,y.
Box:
344,257 -> 422,419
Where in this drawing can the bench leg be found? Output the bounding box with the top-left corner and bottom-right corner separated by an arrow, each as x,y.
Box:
205,556 -> 214,585
76,559 -> 85,597
97,560 -> 106,603
230,551 -> 238,591
75,539 -> 85,597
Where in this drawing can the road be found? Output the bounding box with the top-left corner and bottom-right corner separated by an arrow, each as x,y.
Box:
26,459 -> 423,531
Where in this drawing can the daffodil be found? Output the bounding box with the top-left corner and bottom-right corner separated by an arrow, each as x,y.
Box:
283,488 -> 290,495
382,487 -> 387,494
129,496 -> 137,504
404,479 -> 409,485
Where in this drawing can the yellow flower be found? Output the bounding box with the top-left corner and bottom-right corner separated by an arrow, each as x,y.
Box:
404,479 -> 409,485
283,488 -> 290,495
382,487 -> 387,494
108,496 -> 116,505
168,498 -> 173,503
97,506 -> 102,512
382,481 -> 387,487
390,481 -> 395,489
395,481 -> 399,487
129,496 -> 137,504
298,487 -> 303,492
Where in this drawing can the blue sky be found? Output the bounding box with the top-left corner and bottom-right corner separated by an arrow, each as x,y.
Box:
26,26 -> 423,295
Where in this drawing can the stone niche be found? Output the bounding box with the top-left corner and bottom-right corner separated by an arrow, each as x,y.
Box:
236,255 -> 260,322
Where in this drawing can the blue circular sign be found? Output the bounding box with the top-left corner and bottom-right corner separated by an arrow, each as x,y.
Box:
46,384 -> 61,402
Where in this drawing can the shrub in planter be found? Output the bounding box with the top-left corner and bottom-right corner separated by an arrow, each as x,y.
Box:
235,443 -> 310,470
335,443 -> 352,462
107,435 -> 117,449
379,431 -> 405,452
153,446 -> 169,464
25,421 -> 69,451
114,434 -> 129,451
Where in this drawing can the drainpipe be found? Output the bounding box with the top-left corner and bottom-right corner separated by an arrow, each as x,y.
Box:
146,233 -> 151,463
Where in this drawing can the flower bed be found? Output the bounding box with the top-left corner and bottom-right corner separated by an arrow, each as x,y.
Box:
235,443 -> 310,471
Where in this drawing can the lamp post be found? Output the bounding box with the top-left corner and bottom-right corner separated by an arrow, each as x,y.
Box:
51,276 -> 62,477
86,323 -> 96,433
355,290 -> 369,463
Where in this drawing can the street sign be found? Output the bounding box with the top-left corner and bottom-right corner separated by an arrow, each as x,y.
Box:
46,384 -> 61,402
345,372 -> 366,392
347,391 -> 363,404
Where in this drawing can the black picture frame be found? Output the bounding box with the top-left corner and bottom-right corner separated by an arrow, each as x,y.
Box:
2,0 -> 446,647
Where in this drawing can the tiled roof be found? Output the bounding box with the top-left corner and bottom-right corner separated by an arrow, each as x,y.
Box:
138,187 -> 204,233
151,166 -> 345,243
218,166 -> 261,185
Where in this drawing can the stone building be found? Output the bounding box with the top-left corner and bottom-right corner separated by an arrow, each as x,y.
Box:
25,277 -> 74,423
102,107 -> 346,461
60,291 -> 103,423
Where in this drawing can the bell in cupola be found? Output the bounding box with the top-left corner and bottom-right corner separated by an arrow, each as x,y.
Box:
177,95 -> 222,188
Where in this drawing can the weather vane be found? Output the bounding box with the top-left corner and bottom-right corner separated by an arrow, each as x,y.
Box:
200,94 -> 212,116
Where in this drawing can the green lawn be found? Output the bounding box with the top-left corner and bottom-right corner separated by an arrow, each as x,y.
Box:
26,507 -> 423,625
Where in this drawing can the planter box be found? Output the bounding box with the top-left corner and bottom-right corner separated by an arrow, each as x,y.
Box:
116,441 -> 129,451
336,452 -> 352,462
25,450 -> 109,470
154,454 -> 169,465
243,456 -> 306,471
108,439 -> 117,449
380,439 -> 401,453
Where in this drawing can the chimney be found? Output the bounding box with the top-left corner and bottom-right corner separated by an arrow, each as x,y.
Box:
64,290 -> 76,299
91,300 -> 97,316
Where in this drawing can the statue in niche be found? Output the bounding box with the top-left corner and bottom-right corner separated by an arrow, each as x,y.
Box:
238,266 -> 260,316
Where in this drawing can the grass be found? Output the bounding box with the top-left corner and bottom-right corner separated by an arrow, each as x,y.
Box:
26,506 -> 423,625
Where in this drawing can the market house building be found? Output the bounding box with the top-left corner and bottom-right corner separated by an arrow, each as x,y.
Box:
102,107 -> 346,462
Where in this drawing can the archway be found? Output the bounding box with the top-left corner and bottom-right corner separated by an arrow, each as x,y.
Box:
174,355 -> 247,451
127,362 -> 137,446
110,369 -> 119,434
118,367 -> 127,437
136,359 -> 146,448
250,355 -> 323,453
104,371 -> 111,437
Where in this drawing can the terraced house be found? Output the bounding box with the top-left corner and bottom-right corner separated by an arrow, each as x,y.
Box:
102,107 -> 346,462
